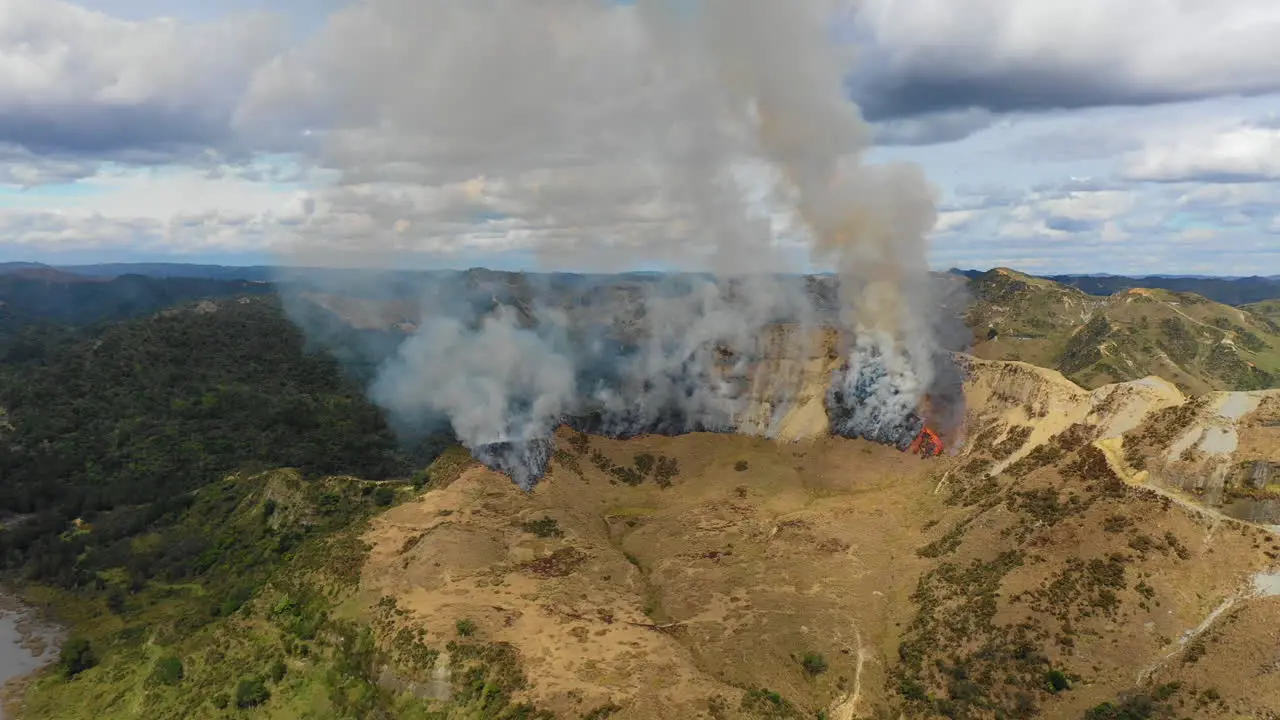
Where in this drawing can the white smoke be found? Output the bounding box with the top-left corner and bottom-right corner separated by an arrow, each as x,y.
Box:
370,306 -> 575,447
240,0 -> 958,482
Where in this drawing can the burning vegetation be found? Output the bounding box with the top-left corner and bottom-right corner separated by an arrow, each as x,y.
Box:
911,426 -> 943,458
457,321 -> 963,487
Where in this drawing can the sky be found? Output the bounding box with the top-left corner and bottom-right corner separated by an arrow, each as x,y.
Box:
2,0 -> 1279,275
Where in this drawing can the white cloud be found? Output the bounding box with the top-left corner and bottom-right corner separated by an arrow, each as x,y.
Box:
1099,221 -> 1129,243
1122,123 -> 1280,182
1176,182 -> 1280,207
933,209 -> 980,234
3,1 -> 1280,277
64,166 -> 301,219
1035,190 -> 1135,222
854,0 -> 1280,116
1173,228 -> 1218,242
0,0 -> 286,157
996,218 -> 1069,241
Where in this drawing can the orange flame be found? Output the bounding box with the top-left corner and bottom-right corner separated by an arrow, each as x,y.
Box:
910,426 -> 943,457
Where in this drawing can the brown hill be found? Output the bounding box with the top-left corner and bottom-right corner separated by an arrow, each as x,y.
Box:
349,358 -> 1280,719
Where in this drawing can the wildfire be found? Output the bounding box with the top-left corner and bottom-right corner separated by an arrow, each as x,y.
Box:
910,426 -> 943,457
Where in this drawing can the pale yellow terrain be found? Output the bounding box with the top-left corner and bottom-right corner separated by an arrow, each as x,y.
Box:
348,358 -> 1280,719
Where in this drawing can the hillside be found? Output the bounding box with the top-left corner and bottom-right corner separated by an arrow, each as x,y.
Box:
0,272 -> 276,356
8,350 -> 1278,719
2,272 -> 1279,720
0,295 -> 414,586
1045,274 -> 1280,307
969,269 -> 1280,393
1243,299 -> 1280,326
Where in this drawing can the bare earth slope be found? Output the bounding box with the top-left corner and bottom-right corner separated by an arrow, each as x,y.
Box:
353,358 -> 1280,719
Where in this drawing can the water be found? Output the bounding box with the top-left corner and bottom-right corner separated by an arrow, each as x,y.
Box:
0,595 -> 61,719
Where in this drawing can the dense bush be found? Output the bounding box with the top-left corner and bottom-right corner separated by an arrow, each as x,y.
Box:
235,676 -> 270,708
152,655 -> 184,686
58,637 -> 97,678
0,296 -> 417,587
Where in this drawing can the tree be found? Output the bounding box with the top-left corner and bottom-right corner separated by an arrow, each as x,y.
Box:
235,676 -> 270,708
59,637 -> 97,678
152,655 -> 184,686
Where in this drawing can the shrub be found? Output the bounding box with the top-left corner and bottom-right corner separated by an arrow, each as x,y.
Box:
1044,669 -> 1070,693
521,516 -> 563,538
633,454 -> 655,476
455,618 -> 477,637
583,702 -> 623,719
235,676 -> 270,708
152,655 -> 184,686
59,637 -> 97,679
212,693 -> 229,709
269,657 -> 287,683
800,652 -> 828,676
372,485 -> 395,506
734,460 -> 749,472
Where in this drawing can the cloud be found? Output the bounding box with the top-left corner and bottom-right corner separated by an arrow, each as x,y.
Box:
849,0 -> 1280,122
235,0 -> 948,279
1173,227 -> 1217,243
873,108 -> 998,146
1121,123 -> 1280,182
0,143 -> 99,186
0,0 -> 287,160
933,209 -> 981,234
1036,190 -> 1136,222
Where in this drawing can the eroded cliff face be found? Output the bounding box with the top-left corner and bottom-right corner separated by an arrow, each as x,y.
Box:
1120,390 -> 1280,523
730,326 -> 842,442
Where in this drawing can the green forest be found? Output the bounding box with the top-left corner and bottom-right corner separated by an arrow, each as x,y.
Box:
0,292 -> 508,718
0,295 -> 418,589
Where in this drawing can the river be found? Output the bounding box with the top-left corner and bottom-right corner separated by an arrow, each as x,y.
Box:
0,594 -> 61,719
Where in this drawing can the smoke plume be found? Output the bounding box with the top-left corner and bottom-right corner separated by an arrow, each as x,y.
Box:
242,0 -> 967,487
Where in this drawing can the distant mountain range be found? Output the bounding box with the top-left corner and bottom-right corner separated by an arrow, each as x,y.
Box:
0,269 -> 274,345
3,261 -> 1278,303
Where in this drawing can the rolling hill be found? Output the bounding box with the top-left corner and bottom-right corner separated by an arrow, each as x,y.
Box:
1243,299 -> 1280,326
13,355 -> 1277,720
0,272 -> 274,337
1045,274 -> 1280,307
2,268 -> 1279,720
968,269 -> 1280,394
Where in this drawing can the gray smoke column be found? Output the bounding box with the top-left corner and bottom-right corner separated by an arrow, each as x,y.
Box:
236,0 -> 963,485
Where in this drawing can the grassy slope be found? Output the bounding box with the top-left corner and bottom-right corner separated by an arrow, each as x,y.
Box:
1243,298 -> 1280,325
968,269 -> 1280,393
17,382 -> 1280,720
16,460 -> 551,720
967,268 -> 1105,368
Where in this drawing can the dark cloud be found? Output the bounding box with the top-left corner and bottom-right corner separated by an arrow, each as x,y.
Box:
1044,216 -> 1096,233
845,0 -> 1280,142
873,108 -> 997,146
0,106 -> 229,158
853,71 -> 1205,124
0,144 -> 99,186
